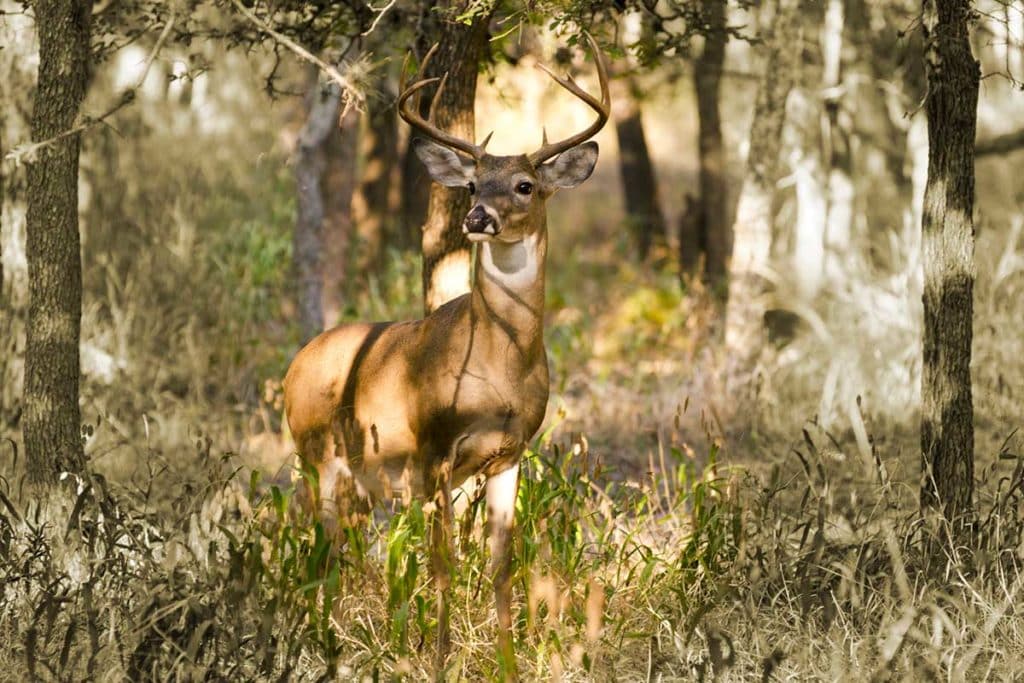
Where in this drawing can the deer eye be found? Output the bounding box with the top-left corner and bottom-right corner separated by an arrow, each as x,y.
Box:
467,182 -> 476,195
515,181 -> 534,195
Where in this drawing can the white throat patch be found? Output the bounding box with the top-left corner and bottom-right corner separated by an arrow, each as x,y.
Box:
481,235 -> 540,291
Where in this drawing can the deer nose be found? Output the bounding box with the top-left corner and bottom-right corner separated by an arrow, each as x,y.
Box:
463,206 -> 498,235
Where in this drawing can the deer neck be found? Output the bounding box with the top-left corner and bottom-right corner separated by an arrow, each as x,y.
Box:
472,224 -> 547,354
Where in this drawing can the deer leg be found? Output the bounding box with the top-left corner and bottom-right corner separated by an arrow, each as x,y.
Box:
486,462 -> 520,681
429,461 -> 455,674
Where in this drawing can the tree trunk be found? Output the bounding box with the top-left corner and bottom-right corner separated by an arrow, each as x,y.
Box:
821,0 -> 853,283
400,132 -> 431,253
693,0 -> 729,282
678,193 -> 702,274
613,81 -> 667,261
353,79 -> 400,264
321,106 -> 359,329
293,74 -> 342,343
787,5 -> 827,301
23,0 -> 93,487
418,5 -> 492,314
1,117 -> 5,302
723,0 -> 801,385
919,0 -> 978,527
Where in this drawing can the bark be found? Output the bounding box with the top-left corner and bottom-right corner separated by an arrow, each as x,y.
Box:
613,81 -> 667,261
919,0 -> 978,527
321,107 -> 359,329
418,4 -> 492,314
23,0 -> 93,486
723,0 -> 801,386
294,74 -> 342,343
693,0 -> 730,281
352,79 -> 400,264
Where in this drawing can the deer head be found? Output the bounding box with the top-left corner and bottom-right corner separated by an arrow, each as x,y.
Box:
399,34 -> 610,245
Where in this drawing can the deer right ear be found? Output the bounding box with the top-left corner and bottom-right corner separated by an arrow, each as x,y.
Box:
413,139 -> 475,187
537,141 -> 599,192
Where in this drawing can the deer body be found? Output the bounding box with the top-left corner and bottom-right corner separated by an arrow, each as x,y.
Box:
283,35 -> 609,679
284,225 -> 549,506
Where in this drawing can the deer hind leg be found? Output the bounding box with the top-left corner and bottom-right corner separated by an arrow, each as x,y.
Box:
294,429 -> 371,547
427,456 -> 455,676
486,462 -> 520,681
292,430 -> 327,521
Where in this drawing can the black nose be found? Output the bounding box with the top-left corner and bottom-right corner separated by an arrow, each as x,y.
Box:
463,206 -> 496,234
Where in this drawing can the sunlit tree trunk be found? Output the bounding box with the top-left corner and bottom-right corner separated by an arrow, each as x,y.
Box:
353,79 -> 399,265
613,80 -> 667,261
418,4 -> 492,314
821,0 -> 853,283
23,0 -> 93,487
787,5 -> 827,301
693,0 -> 729,281
293,73 -> 342,342
321,107 -> 359,329
723,0 -> 801,385
919,0 -> 978,527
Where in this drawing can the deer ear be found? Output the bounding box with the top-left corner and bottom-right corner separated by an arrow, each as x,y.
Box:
537,141 -> 599,192
413,139 -> 475,187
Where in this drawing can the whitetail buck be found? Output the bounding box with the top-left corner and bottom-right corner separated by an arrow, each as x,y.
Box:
283,34 -> 609,678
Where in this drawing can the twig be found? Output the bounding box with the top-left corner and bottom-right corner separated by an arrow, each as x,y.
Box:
230,0 -> 362,103
362,0 -> 398,36
4,12 -> 176,167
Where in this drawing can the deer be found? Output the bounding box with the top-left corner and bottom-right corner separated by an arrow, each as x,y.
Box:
282,34 -> 609,679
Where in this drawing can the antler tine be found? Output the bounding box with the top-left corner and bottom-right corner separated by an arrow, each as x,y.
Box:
427,72 -> 449,123
420,42 -> 439,76
397,44 -> 486,160
529,32 -> 611,165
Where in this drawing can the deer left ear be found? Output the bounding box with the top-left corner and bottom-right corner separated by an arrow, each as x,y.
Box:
537,141 -> 599,192
413,138 -> 475,187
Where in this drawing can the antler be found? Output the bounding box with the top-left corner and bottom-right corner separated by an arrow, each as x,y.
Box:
528,32 -> 611,166
398,44 -> 491,160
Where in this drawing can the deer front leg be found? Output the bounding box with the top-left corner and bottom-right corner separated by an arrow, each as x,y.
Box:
429,461 -> 455,675
486,462 -> 520,681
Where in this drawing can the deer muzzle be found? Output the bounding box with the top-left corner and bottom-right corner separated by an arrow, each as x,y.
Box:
463,205 -> 499,237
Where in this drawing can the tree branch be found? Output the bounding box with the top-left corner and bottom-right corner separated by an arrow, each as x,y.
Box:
229,0 -> 363,106
976,129 -> 1024,158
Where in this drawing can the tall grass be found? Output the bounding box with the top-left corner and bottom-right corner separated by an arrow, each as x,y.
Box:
4,409 -> 1024,679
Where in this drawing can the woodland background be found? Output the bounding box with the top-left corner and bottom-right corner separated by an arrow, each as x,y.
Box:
1,0 -> 1024,680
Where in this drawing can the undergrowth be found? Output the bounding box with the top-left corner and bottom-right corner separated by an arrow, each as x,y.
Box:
3,419 -> 1024,680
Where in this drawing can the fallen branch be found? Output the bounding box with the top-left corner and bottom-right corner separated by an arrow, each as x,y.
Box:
4,12 -> 176,167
